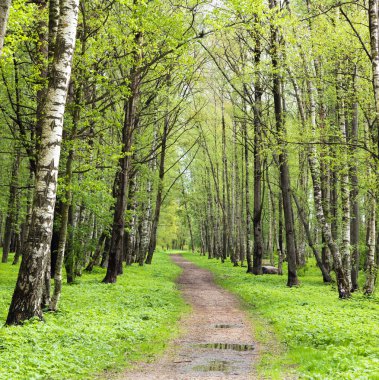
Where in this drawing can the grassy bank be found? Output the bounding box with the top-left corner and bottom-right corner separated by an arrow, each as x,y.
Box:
182,252 -> 379,380
0,252 -> 187,380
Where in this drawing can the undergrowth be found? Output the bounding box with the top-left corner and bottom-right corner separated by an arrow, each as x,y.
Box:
0,252 -> 187,380
182,252 -> 379,380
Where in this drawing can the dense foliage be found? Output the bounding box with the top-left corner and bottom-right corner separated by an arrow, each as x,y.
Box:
0,0 -> 379,376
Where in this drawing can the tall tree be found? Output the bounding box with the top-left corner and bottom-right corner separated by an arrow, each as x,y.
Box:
0,0 -> 11,55
269,0 -> 298,287
6,0 -> 80,325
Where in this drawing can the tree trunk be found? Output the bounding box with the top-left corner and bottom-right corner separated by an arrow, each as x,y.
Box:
221,98 -> 228,262
145,109 -> 169,264
308,149 -> 350,297
103,30 -> 141,282
86,231 -> 107,272
6,0 -> 79,325
364,192 -> 377,295
252,38 -> 264,275
349,70 -> 360,291
2,150 -> 21,263
0,0 -> 11,56
293,193 -> 332,282
362,0 -> 379,295
269,0 -> 298,286
336,74 -> 352,291
49,148 -> 74,311
181,177 -> 194,252
243,115 -> 253,273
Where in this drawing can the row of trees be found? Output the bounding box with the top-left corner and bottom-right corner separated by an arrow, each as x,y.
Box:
181,0 -> 379,299
0,0 -> 378,325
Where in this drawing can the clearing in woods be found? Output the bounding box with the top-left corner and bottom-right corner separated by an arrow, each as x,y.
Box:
120,254 -> 259,379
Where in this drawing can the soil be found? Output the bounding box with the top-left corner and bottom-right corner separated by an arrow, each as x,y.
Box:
120,254 -> 259,380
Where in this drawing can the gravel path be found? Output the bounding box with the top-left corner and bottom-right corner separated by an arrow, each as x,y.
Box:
121,254 -> 259,380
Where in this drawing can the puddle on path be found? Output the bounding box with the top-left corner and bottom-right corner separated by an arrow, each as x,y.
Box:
192,360 -> 231,372
197,343 -> 255,351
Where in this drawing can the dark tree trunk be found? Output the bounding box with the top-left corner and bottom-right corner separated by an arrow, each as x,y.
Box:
145,110 -> 169,264
243,115 -> 253,273
103,31 -> 141,282
320,161 -> 332,273
86,231 -> 107,272
2,151 -> 21,263
270,0 -> 298,286
252,38 -> 264,275
65,203 -> 78,283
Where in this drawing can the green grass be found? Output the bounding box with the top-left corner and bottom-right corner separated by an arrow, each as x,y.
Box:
182,252 -> 379,380
0,252 -> 188,380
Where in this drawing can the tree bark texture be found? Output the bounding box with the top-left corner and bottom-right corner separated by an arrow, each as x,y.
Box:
146,109 -> 169,264
252,38 -> 264,276
2,150 -> 21,263
50,148 -> 74,311
6,0 -> 79,325
364,192 -> 377,295
0,0 -> 11,56
103,28 -> 141,282
269,1 -> 298,286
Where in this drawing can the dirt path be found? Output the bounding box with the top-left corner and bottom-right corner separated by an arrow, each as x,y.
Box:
120,254 -> 259,380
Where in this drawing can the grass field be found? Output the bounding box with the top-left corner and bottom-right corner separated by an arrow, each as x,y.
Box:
182,252 -> 379,380
0,252 -> 187,380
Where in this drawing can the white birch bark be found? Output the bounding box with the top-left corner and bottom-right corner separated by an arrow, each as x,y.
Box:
0,0 -> 11,56
6,0 -> 79,325
307,75 -> 350,298
336,74 -> 352,291
364,0 -> 379,294
369,0 -> 379,119
364,188 -> 377,295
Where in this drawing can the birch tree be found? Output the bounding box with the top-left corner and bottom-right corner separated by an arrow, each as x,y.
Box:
0,0 -> 11,56
364,0 -> 379,294
6,0 -> 79,325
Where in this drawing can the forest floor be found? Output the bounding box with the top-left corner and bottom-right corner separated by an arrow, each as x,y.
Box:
0,252 -> 187,380
119,254 -> 261,380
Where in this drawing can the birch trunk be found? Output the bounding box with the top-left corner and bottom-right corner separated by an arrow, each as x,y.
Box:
335,70 -> 352,291
350,71 -> 360,291
293,193 -> 332,282
0,0 -> 11,56
364,0 -> 379,294
305,71 -> 350,297
49,148 -> 74,311
6,0 -> 79,325
364,191 -> 377,295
